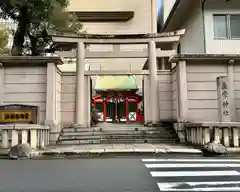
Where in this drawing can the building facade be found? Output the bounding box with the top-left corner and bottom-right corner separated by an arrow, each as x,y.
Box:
161,0 -> 240,54
162,0 -> 176,24
158,0 -> 240,123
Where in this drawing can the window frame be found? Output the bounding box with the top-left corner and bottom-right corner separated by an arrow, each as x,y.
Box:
213,13 -> 240,40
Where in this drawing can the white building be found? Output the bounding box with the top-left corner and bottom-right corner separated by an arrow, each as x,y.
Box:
162,0 -> 176,23
161,0 -> 240,54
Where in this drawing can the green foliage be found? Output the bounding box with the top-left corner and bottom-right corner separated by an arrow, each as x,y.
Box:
0,26 -> 9,55
0,0 -> 83,56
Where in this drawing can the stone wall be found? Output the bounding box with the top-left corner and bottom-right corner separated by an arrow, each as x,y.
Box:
171,67 -> 178,120
158,71 -> 173,120
143,71 -> 173,123
60,73 -> 91,125
56,69 -> 61,123
234,65 -> 240,120
186,64 -> 227,121
3,66 -> 47,124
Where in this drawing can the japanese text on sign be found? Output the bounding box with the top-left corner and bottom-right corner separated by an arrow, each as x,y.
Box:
0,111 -> 31,122
221,86 -> 229,116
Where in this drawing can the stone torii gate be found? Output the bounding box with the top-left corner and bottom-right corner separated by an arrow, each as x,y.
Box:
49,30 -> 185,126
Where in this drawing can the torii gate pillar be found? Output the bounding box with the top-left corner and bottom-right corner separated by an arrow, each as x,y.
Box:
75,41 -> 85,125
148,40 -> 159,124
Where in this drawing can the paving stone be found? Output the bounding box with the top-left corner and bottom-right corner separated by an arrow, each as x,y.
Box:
88,148 -> 105,153
133,148 -> 155,152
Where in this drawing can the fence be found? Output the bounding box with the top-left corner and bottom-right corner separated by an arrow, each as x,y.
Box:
0,124 -> 50,149
185,122 -> 240,147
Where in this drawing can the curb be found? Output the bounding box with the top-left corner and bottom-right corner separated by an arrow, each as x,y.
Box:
29,148 -> 240,158
30,148 -> 203,158
0,148 -> 203,159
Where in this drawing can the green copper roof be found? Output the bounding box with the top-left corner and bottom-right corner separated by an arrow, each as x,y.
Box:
58,62 -> 138,91
94,76 -> 138,91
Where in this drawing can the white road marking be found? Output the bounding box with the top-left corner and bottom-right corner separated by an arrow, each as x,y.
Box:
150,170 -> 240,177
145,163 -> 240,168
142,159 -> 240,162
143,159 -> 240,191
157,183 -> 240,191
158,180 -> 240,191
158,181 -> 240,190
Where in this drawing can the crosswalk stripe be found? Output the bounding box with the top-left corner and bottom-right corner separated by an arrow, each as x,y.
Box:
143,158 -> 240,191
145,163 -> 240,168
158,180 -> 240,187
158,181 -> 240,191
142,159 -> 240,162
157,185 -> 240,191
150,170 -> 240,177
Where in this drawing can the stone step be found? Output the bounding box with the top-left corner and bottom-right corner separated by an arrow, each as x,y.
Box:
57,122 -> 179,145
62,123 -> 146,129
61,126 -> 169,133
58,134 -> 177,140
60,130 -> 175,136
58,138 -> 179,145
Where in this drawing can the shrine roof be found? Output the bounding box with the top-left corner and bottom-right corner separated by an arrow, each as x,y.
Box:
94,76 -> 138,91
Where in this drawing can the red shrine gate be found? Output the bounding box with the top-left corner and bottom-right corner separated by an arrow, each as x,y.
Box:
92,91 -> 144,123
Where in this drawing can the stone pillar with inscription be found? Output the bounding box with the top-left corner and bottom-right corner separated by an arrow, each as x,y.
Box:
217,76 -> 231,122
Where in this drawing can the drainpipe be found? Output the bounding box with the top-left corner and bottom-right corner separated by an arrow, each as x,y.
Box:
201,0 -> 207,53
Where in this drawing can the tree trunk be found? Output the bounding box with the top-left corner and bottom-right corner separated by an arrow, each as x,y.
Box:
11,6 -> 28,56
28,33 -> 38,56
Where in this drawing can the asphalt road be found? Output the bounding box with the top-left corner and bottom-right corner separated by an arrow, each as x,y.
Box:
1,155 -> 240,192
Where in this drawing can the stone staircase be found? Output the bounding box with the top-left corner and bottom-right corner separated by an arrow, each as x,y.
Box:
56,122 -> 179,145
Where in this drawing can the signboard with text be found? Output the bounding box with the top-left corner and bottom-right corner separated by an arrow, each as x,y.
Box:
217,76 -> 231,122
0,104 -> 38,124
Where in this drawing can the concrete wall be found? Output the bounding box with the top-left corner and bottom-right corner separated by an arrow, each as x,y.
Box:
3,66 -> 47,124
144,71 -> 173,122
68,0 -> 152,34
61,74 -> 91,125
204,0 -> 240,54
171,67 -> 178,120
56,69 -> 61,123
158,71 -> 172,120
186,63 -> 228,121
234,65 -> 240,121
180,2 -> 205,54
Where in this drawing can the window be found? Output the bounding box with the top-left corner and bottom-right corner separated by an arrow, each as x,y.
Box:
229,15 -> 240,38
213,15 -> 227,38
213,14 -> 240,38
